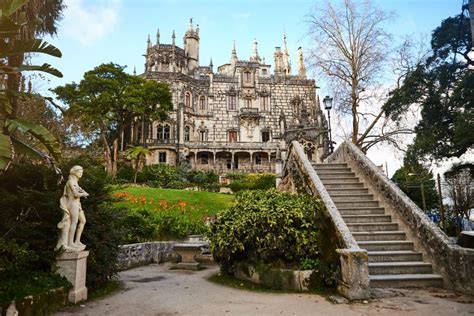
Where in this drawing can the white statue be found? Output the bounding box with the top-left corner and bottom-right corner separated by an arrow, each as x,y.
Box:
55,165 -> 89,252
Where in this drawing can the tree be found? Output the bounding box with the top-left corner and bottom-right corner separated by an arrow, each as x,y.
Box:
384,14 -> 473,160
392,163 -> 438,213
0,0 -> 64,170
444,163 -> 474,235
125,145 -> 150,183
53,63 -> 172,176
307,0 -> 412,152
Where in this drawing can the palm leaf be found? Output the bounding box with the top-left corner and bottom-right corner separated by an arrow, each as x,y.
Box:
17,63 -> 63,77
11,136 -> 52,161
0,133 -> 13,170
2,0 -> 29,17
6,118 -> 61,160
0,39 -> 62,58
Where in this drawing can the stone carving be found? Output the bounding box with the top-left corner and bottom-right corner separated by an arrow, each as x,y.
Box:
55,166 -> 89,252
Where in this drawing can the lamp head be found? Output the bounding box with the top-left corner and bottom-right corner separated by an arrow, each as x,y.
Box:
323,95 -> 333,110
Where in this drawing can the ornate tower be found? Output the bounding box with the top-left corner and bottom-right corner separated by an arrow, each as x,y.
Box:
184,18 -> 200,73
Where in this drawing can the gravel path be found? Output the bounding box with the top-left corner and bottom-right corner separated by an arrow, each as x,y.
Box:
56,263 -> 474,316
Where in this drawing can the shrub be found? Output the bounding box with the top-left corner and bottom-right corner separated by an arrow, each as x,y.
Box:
207,189 -> 321,272
228,173 -> 275,192
116,164 -> 135,183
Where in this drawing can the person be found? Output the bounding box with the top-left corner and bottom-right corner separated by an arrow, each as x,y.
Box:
55,165 -> 89,252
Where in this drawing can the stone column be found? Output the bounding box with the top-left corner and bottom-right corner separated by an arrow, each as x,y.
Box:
55,251 -> 89,304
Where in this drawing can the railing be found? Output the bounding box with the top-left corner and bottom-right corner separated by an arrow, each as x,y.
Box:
146,138 -> 176,145
327,141 -> 474,295
278,141 -> 369,299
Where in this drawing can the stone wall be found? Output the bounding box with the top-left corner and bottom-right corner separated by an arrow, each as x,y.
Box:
117,242 -> 174,270
327,141 -> 474,295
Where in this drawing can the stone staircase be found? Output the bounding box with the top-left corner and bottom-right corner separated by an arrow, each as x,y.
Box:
313,162 -> 444,289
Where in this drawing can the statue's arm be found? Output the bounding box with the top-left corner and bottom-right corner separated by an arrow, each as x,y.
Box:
69,182 -> 89,198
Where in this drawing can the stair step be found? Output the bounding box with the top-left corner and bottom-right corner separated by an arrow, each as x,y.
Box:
324,183 -> 364,189
338,207 -> 385,215
319,178 -> 361,184
358,240 -> 414,251
370,274 -> 443,288
353,231 -> 406,241
313,163 -> 348,169
316,169 -> 353,174
367,251 -> 423,262
318,173 -> 356,178
331,194 -> 374,201
327,188 -> 369,195
342,215 -> 391,224
334,200 -> 380,208
369,262 -> 433,275
347,222 -> 398,232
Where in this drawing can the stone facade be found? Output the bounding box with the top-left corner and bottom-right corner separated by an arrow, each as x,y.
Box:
132,20 -> 330,174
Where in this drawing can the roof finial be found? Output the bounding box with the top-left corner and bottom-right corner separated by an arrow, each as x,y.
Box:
133,66 -> 137,76
156,28 -> 160,45
251,38 -> 261,62
172,30 -> 176,45
147,34 -> 151,49
231,40 -> 238,63
189,18 -> 193,30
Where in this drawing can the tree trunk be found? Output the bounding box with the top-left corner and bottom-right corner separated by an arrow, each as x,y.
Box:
99,122 -> 113,175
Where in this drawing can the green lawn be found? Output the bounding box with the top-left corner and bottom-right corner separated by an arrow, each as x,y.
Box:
112,186 -> 234,216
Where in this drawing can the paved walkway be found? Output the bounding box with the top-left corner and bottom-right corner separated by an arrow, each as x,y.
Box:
56,264 -> 474,316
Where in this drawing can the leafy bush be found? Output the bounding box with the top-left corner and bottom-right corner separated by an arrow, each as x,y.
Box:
116,164 -> 135,183
228,173 -> 275,192
207,189 -> 321,272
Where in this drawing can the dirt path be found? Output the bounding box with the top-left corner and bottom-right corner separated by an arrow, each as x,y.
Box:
56,264 -> 474,316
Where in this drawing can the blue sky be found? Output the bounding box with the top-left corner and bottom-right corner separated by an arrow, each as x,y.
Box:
38,0 -> 462,93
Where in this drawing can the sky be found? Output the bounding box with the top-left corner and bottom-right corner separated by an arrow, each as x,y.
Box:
36,0 -> 467,176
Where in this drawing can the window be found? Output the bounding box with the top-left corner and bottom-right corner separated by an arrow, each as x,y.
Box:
262,131 -> 270,143
185,92 -> 192,108
199,130 -> 208,142
201,153 -> 209,165
255,154 -> 262,165
228,131 -> 238,142
157,124 -> 163,139
163,125 -> 170,140
226,158 -> 232,169
261,96 -> 269,111
199,96 -> 206,110
262,69 -> 267,75
184,126 -> 190,142
245,99 -> 252,108
244,71 -> 251,82
228,95 -> 236,110
159,152 -> 167,163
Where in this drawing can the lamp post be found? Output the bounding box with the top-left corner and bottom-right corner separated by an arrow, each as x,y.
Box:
323,95 -> 334,153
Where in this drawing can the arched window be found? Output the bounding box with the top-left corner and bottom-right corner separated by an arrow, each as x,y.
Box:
199,96 -> 206,110
164,125 -> 170,140
244,71 -> 251,82
184,126 -> 190,142
185,92 -> 192,108
261,96 -> 269,111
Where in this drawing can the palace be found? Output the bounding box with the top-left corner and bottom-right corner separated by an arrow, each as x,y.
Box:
133,19 -> 330,173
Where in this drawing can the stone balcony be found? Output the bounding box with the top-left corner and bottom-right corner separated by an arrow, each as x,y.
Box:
186,141 -> 278,152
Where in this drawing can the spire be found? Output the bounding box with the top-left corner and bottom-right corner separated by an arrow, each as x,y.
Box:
188,18 -> 193,31
282,33 -> 291,75
147,34 -> 151,49
297,47 -> 306,78
196,24 -> 199,34
209,58 -> 213,68
156,28 -> 160,45
133,66 -> 137,76
172,30 -> 176,46
230,40 -> 238,64
251,38 -> 261,62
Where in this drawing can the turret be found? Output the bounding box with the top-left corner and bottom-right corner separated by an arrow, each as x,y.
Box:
274,47 -> 284,75
184,18 -> 200,73
250,38 -> 261,63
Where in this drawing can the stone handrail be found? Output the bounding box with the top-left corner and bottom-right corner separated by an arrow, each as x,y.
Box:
327,140 -> 474,294
279,141 -> 369,299
289,141 -> 359,249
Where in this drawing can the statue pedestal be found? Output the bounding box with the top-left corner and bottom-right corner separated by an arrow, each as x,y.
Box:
55,250 -> 89,304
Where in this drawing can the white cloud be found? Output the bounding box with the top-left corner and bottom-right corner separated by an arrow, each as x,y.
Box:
61,0 -> 121,45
